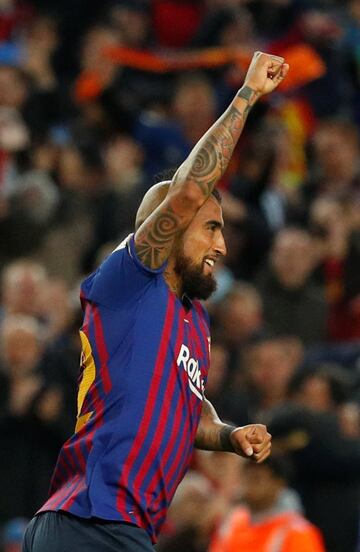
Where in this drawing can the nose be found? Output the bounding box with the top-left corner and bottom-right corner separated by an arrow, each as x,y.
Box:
214,231 -> 227,257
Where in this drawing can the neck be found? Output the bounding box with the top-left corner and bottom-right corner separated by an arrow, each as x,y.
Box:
164,258 -> 182,298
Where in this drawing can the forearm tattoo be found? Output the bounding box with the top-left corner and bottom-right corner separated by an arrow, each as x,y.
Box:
185,85 -> 258,197
219,424 -> 236,453
195,398 -> 236,452
237,85 -> 260,116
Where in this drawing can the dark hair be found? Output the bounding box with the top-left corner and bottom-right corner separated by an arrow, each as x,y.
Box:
287,363 -> 352,405
211,187 -> 222,204
264,455 -> 294,482
245,454 -> 294,482
243,328 -> 283,348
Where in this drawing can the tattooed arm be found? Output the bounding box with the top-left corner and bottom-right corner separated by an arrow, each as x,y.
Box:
135,52 -> 289,269
195,398 -> 272,463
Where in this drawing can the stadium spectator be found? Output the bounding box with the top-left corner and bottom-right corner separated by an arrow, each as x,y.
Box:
222,125 -> 278,279
212,281 -> 264,379
158,470 -> 227,552
134,72 -> 219,179
195,449 -> 243,506
310,195 -> 360,340
239,333 -> 303,423
256,227 -> 328,344
269,365 -> 360,552
300,119 -> 360,216
0,315 -> 66,524
210,455 -> 325,552
215,282 -> 264,353
0,259 -> 47,320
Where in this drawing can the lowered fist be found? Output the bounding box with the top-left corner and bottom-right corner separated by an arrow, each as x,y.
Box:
230,424 -> 272,463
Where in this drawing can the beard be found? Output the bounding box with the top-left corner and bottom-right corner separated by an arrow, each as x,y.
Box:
174,247 -> 217,301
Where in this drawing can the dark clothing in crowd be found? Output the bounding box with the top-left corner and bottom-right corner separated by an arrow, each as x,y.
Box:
0,412 -> 62,523
256,270 -> 328,345
269,404 -> 360,552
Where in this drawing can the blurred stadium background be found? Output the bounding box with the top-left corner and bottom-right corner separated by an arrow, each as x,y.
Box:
0,0 -> 359,551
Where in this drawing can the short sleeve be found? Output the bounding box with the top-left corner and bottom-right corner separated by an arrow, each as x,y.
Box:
80,234 -> 167,309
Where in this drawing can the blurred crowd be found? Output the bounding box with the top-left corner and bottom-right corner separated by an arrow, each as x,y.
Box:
0,0 -> 359,551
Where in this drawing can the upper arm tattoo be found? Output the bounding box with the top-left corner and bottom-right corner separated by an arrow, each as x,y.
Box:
135,203 -> 183,269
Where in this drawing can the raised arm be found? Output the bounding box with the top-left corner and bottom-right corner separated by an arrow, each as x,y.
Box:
135,52 -> 289,269
195,398 -> 272,463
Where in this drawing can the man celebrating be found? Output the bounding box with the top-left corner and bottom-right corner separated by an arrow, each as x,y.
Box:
23,52 -> 289,552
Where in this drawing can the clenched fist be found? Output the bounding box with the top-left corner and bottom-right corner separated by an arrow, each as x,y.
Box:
230,424 -> 272,463
244,51 -> 289,96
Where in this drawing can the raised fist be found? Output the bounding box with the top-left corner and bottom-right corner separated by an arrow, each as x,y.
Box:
244,51 -> 289,95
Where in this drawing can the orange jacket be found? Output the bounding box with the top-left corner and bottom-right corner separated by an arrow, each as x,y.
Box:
210,508 -> 326,552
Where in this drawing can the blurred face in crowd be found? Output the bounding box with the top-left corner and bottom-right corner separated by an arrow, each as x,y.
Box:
173,76 -> 216,142
350,0 -> 360,22
196,449 -> 243,502
245,339 -> 298,405
310,196 -> 347,232
58,147 -> 85,190
0,66 -> 28,109
0,0 -> 15,9
105,135 -> 144,188
0,107 -> 29,151
58,146 -> 105,193
292,374 -> 333,412
218,7 -> 254,47
312,122 -> 359,182
309,196 -> 353,269
271,229 -> 315,289
81,25 -> 119,77
167,470 -> 228,542
2,261 -> 47,316
168,472 -> 214,529
242,463 -> 284,513
25,15 -> 59,53
110,4 -> 150,48
1,317 -> 42,378
219,285 -> 263,344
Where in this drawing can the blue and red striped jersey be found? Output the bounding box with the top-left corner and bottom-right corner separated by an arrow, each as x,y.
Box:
38,234 -> 210,542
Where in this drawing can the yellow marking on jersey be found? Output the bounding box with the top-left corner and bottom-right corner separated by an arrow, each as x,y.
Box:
75,411 -> 94,433
75,330 -> 96,432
